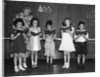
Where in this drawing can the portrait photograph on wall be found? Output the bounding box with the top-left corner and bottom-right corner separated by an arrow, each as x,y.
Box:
3,0 -> 95,77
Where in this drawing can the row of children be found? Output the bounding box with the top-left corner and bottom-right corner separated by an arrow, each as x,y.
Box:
10,8 -> 89,72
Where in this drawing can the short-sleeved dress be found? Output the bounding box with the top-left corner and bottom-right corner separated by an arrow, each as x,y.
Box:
75,30 -> 89,56
29,27 -> 41,51
59,27 -> 75,52
44,30 -> 56,58
12,30 -> 26,54
15,14 -> 33,51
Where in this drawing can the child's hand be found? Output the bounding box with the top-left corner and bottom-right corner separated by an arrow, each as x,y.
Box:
77,35 -> 81,37
11,37 -> 15,40
25,41 -> 28,44
81,34 -> 85,36
65,30 -> 70,33
10,54 -> 13,58
39,33 -> 42,36
82,35 -> 87,39
11,34 -> 20,40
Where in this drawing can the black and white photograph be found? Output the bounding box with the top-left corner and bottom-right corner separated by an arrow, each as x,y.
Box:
3,0 -> 95,77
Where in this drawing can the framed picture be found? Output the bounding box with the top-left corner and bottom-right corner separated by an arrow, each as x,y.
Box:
3,0 -> 95,77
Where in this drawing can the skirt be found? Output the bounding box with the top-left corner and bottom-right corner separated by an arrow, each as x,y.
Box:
59,32 -> 75,52
12,35 -> 26,54
44,40 -> 55,58
30,36 -> 41,52
75,42 -> 87,56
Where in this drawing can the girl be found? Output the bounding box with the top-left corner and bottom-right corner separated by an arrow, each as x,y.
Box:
59,18 -> 75,68
74,21 -> 89,69
29,17 -> 41,68
43,20 -> 56,66
10,18 -> 27,72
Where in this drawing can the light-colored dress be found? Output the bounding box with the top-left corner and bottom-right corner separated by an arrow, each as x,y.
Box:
29,27 -> 41,51
23,16 -> 32,51
59,27 -> 75,52
44,30 -> 56,58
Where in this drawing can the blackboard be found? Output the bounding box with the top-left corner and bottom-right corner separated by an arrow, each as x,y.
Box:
4,1 -> 95,39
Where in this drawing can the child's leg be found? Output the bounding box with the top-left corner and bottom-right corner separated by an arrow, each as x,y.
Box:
64,51 -> 67,64
14,54 -> 18,67
46,56 -> 49,64
67,52 -> 70,64
81,54 -> 86,69
62,51 -> 67,68
77,55 -> 81,65
23,53 -> 28,68
19,53 -> 25,71
34,51 -> 38,66
77,54 -> 81,69
31,51 -> 35,65
66,52 -> 70,68
14,54 -> 19,72
50,56 -> 53,64
82,54 -> 86,65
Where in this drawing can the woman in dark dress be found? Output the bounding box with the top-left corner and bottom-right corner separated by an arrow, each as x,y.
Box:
11,18 -> 27,72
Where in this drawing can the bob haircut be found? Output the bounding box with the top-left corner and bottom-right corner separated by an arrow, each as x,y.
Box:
30,17 -> 40,27
45,20 -> 53,29
62,17 -> 72,26
77,21 -> 85,30
13,18 -> 24,27
23,7 -> 31,13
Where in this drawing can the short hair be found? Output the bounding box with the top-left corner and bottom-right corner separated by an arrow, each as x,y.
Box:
45,20 -> 53,29
30,17 -> 40,27
13,18 -> 24,27
77,21 -> 85,29
62,17 -> 72,26
23,7 -> 31,13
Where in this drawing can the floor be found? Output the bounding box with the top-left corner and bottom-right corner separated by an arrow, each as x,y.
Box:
4,58 -> 95,77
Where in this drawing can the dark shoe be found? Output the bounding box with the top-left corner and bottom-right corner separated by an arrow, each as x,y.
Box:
81,64 -> 85,69
50,63 -> 53,68
77,64 -> 81,69
47,63 -> 51,68
32,65 -> 35,68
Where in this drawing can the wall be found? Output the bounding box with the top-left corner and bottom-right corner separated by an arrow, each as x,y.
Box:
4,1 -> 95,59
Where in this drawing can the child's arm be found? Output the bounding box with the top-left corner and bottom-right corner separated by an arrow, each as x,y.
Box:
12,25 -> 17,30
53,34 -> 57,40
74,34 -> 81,42
28,28 -> 31,37
23,33 -> 28,42
38,27 -> 42,36
43,31 -> 46,40
70,27 -> 75,34
60,29 -> 64,37
11,33 -> 20,40
11,34 -> 14,40
67,27 -> 75,38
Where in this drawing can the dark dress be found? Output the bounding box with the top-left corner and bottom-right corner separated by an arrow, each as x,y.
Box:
12,30 -> 26,54
75,30 -> 88,56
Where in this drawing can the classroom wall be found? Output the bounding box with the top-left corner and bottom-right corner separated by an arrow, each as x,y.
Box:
4,1 -> 95,59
